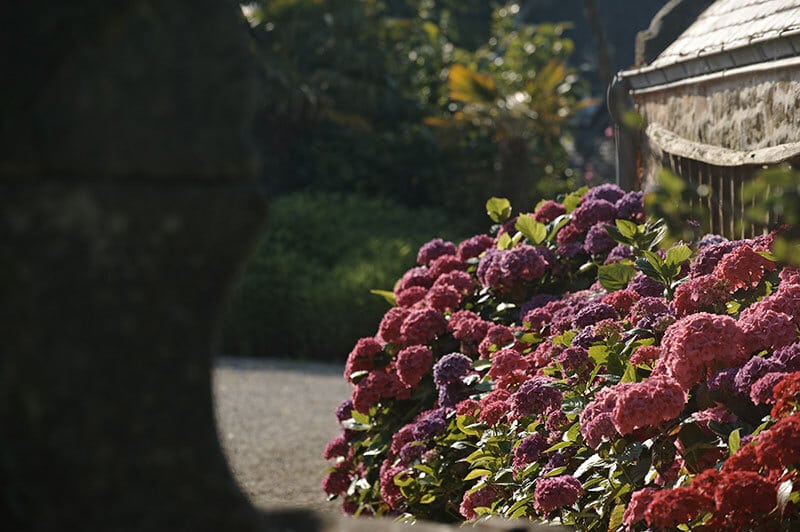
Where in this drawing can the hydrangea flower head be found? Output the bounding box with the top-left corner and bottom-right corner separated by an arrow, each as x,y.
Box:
712,244 -> 776,291
459,485 -> 496,520
456,234 -> 495,261
571,199 -> 616,231
510,376 -> 562,420
534,475 -> 583,515
615,190 -> 644,221
395,345 -> 433,388
401,308 -> 447,346
611,376 -> 687,435
583,183 -> 625,204
417,238 -> 456,265
584,223 -> 615,255
533,200 -> 566,223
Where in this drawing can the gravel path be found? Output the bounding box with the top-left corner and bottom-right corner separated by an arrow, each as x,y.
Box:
213,357 -> 350,516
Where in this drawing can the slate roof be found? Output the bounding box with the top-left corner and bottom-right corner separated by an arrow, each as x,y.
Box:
650,0 -> 800,69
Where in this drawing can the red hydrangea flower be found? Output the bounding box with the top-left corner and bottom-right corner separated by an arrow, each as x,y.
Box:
771,370 -> 800,418
344,337 -> 383,382
379,461 -> 406,509
479,324 -> 516,358
395,345 -> 433,388
533,200 -> 566,223
323,434 -> 350,461
611,376 -> 687,435
754,412 -> 800,470
660,313 -> 746,391
533,475 -> 583,515
478,389 -> 511,425
722,441 -> 762,474
417,238 -> 456,265
712,244 -> 776,291
644,486 -> 713,529
459,485 -> 496,520
400,308 -> 447,346
714,471 -> 776,528
352,369 -> 406,413
556,222 -> 583,244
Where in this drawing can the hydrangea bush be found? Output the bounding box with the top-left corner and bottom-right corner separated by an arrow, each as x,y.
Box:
322,183 -> 800,530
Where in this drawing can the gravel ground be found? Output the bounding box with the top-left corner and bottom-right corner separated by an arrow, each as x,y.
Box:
213,356 -> 350,516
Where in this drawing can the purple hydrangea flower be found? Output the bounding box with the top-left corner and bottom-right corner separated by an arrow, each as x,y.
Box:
573,302 -> 618,329
433,353 -> 472,387
572,327 -> 601,349
584,223 -> 616,255
534,475 -> 583,515
412,408 -> 448,440
571,199 -> 617,231
773,342 -> 800,372
558,346 -> 591,372
604,244 -> 634,265
519,294 -> 559,320
627,273 -> 665,298
697,233 -> 728,248
691,240 -> 741,277
510,377 -> 562,419
615,191 -> 644,221
735,356 -> 783,394
457,234 -> 495,261
708,367 -> 739,395
336,399 -> 354,422
584,183 -> 625,204
417,238 -> 456,265
438,381 -> 468,408
513,433 -> 549,469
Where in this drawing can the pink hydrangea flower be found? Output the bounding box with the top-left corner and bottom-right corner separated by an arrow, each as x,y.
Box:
395,266 -> 434,293
429,255 -> 465,278
611,376 -> 687,435
488,348 -> 529,389
630,345 -> 662,366
750,371 -> 789,405
377,306 -> 410,344
322,461 -> 353,496
323,434 -> 349,461
601,289 -> 640,315
456,234 -> 495,261
622,487 -> 658,527
395,286 -> 427,308
344,337 -> 383,382
478,324 -> 516,358
738,307 -> 797,354
425,284 -> 462,312
660,313 -> 746,391
712,244 -> 775,291
579,385 -> 628,449
671,274 -> 731,317
379,461 -> 406,509
433,270 -> 474,295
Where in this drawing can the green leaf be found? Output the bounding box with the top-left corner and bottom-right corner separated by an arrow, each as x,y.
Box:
464,468 -> 492,481
561,396 -> 587,416
352,409 -> 371,425
563,186 -> 589,213
574,453 -> 602,478
370,289 -> 397,306
597,263 -> 636,292
728,428 -> 741,456
608,503 -> 626,531
635,256 -> 663,282
473,359 -> 493,371
413,464 -> 436,477
420,493 -> 436,505
615,219 -> 639,239
621,361 -> 638,383
515,214 -> 547,244
665,244 -> 692,267
497,232 -> 513,249
486,197 -> 512,223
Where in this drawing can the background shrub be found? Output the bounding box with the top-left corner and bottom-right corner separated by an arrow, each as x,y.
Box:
221,191 -> 469,360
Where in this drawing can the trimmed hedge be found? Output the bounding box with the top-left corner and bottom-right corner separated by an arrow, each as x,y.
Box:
220,191 -> 468,361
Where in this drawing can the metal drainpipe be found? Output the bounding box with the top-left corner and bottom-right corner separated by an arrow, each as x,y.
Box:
607,72 -> 638,191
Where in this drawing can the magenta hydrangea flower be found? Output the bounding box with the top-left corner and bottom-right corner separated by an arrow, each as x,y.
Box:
512,433 -> 549,469
433,270 -> 474,295
400,308 -> 447,346
425,284 -> 462,312
395,345 -> 433,388
773,342 -> 800,371
377,306 -> 410,344
556,222 -> 584,245
389,424 -> 417,458
611,376 -> 687,435
379,461 -> 405,509
571,199 -> 616,231
429,254 -> 465,278
476,245 -> 549,292
584,223 -> 616,255
456,234 -> 495,261
602,288 -> 639,315
478,324 -> 516,358
396,285 -> 427,308
417,238 -> 456,265
322,462 -> 353,496
478,388 -> 511,425
534,475 -> 583,515
459,485 -> 496,520
344,337 -> 383,382
533,200 -> 566,223
509,376 -> 562,420
749,283 -> 800,323
780,267 -> 800,286
661,313 -> 746,391
557,346 -> 590,373
395,266 -> 434,293
323,434 -> 350,461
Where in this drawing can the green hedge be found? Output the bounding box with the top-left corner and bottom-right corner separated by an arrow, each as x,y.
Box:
221,191 -> 467,361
